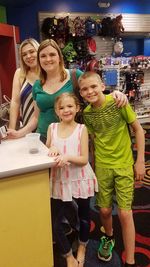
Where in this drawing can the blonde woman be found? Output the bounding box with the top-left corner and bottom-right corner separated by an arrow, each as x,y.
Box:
9,38 -> 39,129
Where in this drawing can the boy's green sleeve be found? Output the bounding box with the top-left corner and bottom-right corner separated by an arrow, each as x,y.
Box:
120,103 -> 137,124
83,112 -> 94,135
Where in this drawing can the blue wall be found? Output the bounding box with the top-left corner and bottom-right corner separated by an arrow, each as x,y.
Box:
5,0 -> 150,55
122,38 -> 144,57
144,39 -> 150,56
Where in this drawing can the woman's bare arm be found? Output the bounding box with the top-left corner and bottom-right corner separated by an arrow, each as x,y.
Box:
111,90 -> 128,107
7,100 -> 39,139
9,68 -> 22,129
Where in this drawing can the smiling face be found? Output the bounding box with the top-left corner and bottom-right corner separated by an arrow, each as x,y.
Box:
39,45 -> 60,73
37,39 -> 66,83
79,74 -> 105,107
55,94 -> 80,123
21,43 -> 38,69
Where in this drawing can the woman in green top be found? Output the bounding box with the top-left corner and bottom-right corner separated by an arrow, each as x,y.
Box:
32,59 -> 82,138
8,39 -> 127,140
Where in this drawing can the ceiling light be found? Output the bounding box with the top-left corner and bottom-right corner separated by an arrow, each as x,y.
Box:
98,1 -> 110,8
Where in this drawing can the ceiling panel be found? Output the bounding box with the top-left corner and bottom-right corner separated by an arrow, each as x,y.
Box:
0,0 -> 37,7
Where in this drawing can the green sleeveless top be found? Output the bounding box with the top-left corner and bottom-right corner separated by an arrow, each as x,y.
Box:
32,69 -> 83,137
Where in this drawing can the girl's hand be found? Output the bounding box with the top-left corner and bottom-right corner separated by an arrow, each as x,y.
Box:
48,146 -> 60,157
112,91 -> 128,107
54,155 -> 70,167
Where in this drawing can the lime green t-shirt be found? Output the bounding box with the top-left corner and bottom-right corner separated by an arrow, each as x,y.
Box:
83,95 -> 136,168
32,69 -> 83,137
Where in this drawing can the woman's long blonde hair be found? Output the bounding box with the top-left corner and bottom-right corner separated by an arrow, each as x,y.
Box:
19,38 -> 39,78
37,39 -> 67,85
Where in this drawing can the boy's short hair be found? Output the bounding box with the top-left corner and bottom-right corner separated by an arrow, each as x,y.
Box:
78,71 -> 102,86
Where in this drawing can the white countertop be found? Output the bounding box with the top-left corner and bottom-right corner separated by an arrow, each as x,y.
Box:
0,137 -> 56,178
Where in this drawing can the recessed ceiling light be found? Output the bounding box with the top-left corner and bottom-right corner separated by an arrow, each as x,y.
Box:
98,1 -> 110,8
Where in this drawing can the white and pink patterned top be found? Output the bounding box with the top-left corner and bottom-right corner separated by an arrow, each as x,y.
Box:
49,123 -> 98,201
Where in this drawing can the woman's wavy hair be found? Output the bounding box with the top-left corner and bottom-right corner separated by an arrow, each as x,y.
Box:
37,39 -> 67,85
19,38 -> 39,78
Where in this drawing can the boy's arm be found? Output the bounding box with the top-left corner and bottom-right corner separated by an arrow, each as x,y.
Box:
89,134 -> 95,171
130,119 -> 145,181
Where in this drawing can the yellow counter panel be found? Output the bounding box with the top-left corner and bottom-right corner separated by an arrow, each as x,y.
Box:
0,137 -> 55,267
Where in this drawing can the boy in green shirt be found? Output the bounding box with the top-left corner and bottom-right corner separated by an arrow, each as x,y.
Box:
78,71 -> 145,267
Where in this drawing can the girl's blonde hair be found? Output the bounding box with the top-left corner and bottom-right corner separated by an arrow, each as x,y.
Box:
19,38 -> 39,78
37,39 -> 67,85
54,92 -> 80,110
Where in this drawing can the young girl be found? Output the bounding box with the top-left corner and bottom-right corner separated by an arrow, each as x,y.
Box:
46,92 -> 98,267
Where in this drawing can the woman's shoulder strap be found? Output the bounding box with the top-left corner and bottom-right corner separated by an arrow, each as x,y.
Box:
71,68 -> 78,91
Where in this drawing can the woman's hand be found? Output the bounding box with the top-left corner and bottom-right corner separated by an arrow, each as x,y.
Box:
7,128 -> 23,139
112,90 -> 128,107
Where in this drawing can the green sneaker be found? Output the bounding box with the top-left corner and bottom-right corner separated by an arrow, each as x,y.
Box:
98,236 -> 115,261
